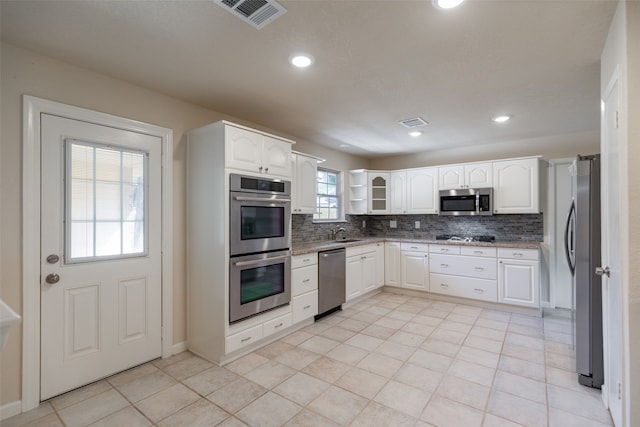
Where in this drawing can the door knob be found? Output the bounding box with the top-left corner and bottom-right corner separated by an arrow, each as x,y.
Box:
595,267 -> 610,277
45,273 -> 60,284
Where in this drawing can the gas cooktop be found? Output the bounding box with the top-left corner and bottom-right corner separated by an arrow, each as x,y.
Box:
435,235 -> 496,243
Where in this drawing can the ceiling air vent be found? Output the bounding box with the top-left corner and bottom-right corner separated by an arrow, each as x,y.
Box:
215,0 -> 286,29
399,117 -> 429,128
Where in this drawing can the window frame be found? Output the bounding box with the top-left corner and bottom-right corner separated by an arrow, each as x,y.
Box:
313,167 -> 344,223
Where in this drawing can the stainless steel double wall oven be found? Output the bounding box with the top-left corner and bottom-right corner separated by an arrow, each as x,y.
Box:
228,174 -> 292,323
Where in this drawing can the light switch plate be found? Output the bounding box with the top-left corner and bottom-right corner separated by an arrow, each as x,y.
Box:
414,221 -> 420,229
390,220 -> 397,228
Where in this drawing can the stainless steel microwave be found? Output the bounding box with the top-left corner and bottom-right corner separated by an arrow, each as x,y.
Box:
439,188 -> 493,216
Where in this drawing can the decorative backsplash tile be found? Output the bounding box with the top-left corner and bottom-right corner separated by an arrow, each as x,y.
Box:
292,214 -> 543,244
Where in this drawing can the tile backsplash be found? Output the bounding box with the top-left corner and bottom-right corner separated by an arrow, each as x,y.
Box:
291,214 -> 543,244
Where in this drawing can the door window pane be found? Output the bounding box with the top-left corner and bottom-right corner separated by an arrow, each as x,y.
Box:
66,140 -> 148,262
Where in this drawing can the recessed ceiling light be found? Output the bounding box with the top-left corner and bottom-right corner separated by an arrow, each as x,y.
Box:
409,131 -> 423,137
290,53 -> 314,68
492,115 -> 512,123
432,0 -> 465,9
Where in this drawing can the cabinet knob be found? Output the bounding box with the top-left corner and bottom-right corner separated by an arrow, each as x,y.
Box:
265,167 -> 269,173
259,166 -> 263,172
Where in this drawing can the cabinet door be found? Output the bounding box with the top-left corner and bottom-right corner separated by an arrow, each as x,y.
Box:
294,154 -> 318,214
361,252 -> 377,293
498,259 -> 539,307
374,243 -> 385,287
385,242 -> 401,287
493,158 -> 539,214
406,167 -> 438,214
225,125 -> 263,173
439,165 -> 465,190
390,171 -> 407,214
401,251 -> 429,291
262,136 -> 292,178
367,172 -> 390,214
346,255 -> 363,301
465,162 -> 493,188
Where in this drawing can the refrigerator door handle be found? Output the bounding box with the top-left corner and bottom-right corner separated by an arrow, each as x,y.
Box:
564,200 -> 576,275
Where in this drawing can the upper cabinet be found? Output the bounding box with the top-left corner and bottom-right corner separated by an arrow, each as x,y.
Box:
439,162 -> 493,190
390,171 -> 407,214
406,167 -> 438,214
493,157 -> 542,214
291,153 -> 319,214
225,125 -> 292,178
367,172 -> 390,214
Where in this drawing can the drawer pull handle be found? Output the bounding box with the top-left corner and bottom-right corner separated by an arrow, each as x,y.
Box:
410,246 -> 419,249
303,279 -> 311,283
274,323 -> 283,328
440,283 -> 449,288
474,267 -> 484,271
513,253 -> 523,257
440,264 -> 449,268
440,248 -> 449,252
303,258 -> 310,262
474,288 -> 484,293
474,251 -> 483,254
304,305 -> 311,309
241,337 -> 252,343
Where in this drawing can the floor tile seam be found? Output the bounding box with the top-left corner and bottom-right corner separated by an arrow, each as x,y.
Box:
86,384 -> 154,427
542,334 -> 551,427
201,378 -> 269,418
34,403 -> 66,427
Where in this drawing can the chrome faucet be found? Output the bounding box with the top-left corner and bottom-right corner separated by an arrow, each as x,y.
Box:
332,226 -> 347,240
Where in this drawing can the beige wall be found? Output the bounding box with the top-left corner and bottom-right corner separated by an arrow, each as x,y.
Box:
0,42 -> 368,406
369,130 -> 599,170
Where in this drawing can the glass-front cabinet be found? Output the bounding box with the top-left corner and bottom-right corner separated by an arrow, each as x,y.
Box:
367,172 -> 390,214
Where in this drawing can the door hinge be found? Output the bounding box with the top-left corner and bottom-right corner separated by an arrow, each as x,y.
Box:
617,381 -> 622,400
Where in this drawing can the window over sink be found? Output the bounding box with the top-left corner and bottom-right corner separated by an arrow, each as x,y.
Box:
314,167 -> 343,221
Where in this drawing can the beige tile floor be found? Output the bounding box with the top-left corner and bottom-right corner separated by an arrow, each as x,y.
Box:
4,291 -> 614,427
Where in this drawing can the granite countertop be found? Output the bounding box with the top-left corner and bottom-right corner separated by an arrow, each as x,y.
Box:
292,237 -> 541,255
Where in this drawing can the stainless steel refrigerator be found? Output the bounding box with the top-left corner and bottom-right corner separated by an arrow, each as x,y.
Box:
564,154 -> 603,388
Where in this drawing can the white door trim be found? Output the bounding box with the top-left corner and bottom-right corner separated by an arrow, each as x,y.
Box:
21,95 -> 174,411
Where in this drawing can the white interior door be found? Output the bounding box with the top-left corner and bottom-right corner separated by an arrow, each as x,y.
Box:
601,79 -> 622,425
40,114 -> 162,400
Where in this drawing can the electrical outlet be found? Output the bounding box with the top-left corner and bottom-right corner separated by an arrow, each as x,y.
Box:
362,220 -> 366,228
414,221 -> 420,229
390,220 -> 397,228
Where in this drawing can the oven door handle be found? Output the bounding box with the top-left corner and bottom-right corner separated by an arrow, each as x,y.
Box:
233,255 -> 290,267
233,196 -> 291,203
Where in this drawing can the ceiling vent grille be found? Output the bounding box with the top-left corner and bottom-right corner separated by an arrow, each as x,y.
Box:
215,0 -> 286,29
399,117 -> 429,128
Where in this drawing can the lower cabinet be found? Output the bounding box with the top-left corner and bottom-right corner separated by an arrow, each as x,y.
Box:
226,312 -> 293,354
292,291 -> 318,323
291,253 -> 319,322
401,248 -> 429,290
498,248 -> 540,308
385,242 -> 401,287
346,244 -> 384,301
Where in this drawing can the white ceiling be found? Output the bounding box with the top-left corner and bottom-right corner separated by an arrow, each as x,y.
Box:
1,0 -> 616,158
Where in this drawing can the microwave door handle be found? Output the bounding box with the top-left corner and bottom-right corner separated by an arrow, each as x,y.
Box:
233,196 -> 291,203
475,193 -> 480,213
234,255 -> 290,267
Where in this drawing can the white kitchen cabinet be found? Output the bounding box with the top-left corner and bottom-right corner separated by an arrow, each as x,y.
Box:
400,243 -> 429,291
348,169 -> 368,215
225,125 -> 292,178
292,153 -> 318,214
346,244 -> 383,301
493,157 -> 542,214
385,242 -> 401,287
406,167 -> 438,214
498,248 -> 540,308
291,254 -> 318,323
367,172 -> 390,214
390,171 -> 407,214
374,243 -> 385,288
439,162 -> 493,190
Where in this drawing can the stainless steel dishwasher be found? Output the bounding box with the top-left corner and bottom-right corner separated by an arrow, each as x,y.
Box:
317,248 -> 346,316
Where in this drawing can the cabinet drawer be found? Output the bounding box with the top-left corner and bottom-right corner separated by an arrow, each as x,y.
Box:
226,324 -> 264,354
292,264 -> 318,296
292,254 -> 317,269
430,254 -> 496,280
263,313 -> 293,337
498,248 -> 539,261
292,291 -> 318,323
429,244 -> 461,255
346,246 -> 363,257
360,243 -> 379,254
401,242 -> 429,252
430,273 -> 497,302
460,246 -> 496,258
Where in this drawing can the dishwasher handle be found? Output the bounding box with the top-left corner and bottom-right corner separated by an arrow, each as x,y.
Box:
320,249 -> 346,257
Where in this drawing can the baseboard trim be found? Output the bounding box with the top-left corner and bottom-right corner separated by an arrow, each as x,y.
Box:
172,341 -> 187,355
0,400 -> 22,421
